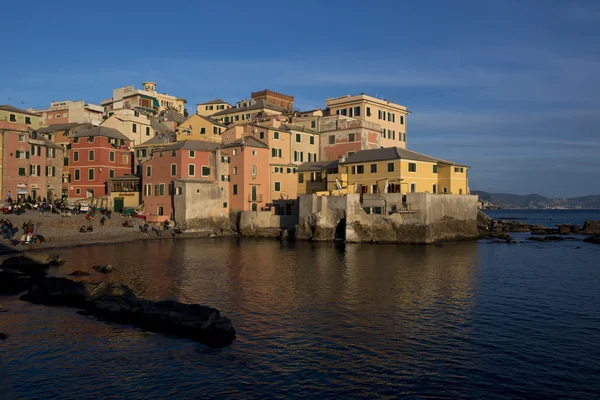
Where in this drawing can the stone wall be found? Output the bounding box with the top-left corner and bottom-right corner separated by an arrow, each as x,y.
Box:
173,181 -> 230,232
237,211 -> 298,238
297,193 -> 478,243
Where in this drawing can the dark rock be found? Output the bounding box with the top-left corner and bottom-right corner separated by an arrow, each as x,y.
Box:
92,264 -> 113,274
0,308 -> 8,313
489,232 -> 513,241
19,278 -> 236,348
69,270 -> 91,277
581,221 -> 600,235
531,229 -> 560,235
477,211 -> 492,233
583,235 -> 600,245
1,254 -> 64,271
528,235 -> 566,242
0,333 -> 7,340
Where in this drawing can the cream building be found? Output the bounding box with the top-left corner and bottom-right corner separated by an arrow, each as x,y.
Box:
325,94 -> 410,149
196,99 -> 232,117
100,109 -> 155,145
32,100 -> 103,126
101,81 -> 186,115
0,105 -> 41,130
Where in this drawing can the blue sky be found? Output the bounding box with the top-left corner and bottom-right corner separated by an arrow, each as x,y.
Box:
1,0 -> 599,197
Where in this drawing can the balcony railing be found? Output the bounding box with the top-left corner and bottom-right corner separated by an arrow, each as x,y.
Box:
248,194 -> 263,202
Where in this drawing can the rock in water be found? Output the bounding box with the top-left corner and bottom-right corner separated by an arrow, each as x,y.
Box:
528,236 -> 565,242
581,221 -> 600,235
92,265 -> 113,274
583,235 -> 600,245
69,270 -> 91,277
19,278 -> 236,348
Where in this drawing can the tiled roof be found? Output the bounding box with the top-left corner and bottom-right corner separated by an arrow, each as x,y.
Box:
340,147 -> 463,166
210,99 -> 286,117
0,104 -> 40,117
156,140 -> 221,153
71,126 -> 130,141
221,136 -> 269,149
150,118 -> 174,134
297,160 -> 339,172
197,98 -> 230,105
37,123 -> 94,134
180,114 -> 226,128
136,133 -> 176,147
162,109 -> 186,123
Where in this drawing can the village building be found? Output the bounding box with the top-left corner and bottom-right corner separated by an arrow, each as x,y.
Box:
141,140 -> 225,222
175,113 -> 226,143
101,81 -> 186,115
107,175 -> 141,212
0,105 -> 42,130
196,99 -> 232,117
325,94 -> 410,149
100,109 -> 157,146
0,121 -> 64,202
133,133 -> 176,175
31,100 -> 103,126
67,126 -> 134,199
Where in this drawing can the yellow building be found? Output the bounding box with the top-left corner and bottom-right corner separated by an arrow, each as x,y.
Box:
210,99 -> 286,125
325,94 -> 410,149
0,105 -> 41,130
297,147 -> 469,196
196,99 -> 232,117
176,114 -> 226,143
100,109 -> 156,146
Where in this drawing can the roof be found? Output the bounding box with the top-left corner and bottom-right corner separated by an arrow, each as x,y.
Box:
197,98 -> 230,105
71,126 -> 130,141
0,105 -> 40,117
136,133 -> 176,147
210,99 -> 286,117
29,134 -> 63,150
340,147 -> 464,166
150,118 -> 174,134
221,136 -> 269,149
180,114 -> 226,129
156,140 -> 221,153
162,109 -> 186,123
37,122 -> 94,134
297,160 -> 339,172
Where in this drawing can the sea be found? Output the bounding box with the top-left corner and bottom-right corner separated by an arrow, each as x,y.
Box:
1,209 -> 599,399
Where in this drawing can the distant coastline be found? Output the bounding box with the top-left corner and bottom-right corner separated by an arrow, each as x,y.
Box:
473,190 -> 600,210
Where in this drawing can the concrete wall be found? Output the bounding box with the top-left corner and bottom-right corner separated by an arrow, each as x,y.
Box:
237,211 -> 298,237
173,181 -> 228,231
297,193 -> 478,244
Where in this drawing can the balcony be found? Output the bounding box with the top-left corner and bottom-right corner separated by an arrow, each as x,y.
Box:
248,194 -> 263,202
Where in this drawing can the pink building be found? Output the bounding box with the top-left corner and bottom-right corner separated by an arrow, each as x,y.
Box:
142,140 -> 221,222
68,126 -> 134,199
221,137 -> 270,211
0,121 -> 64,202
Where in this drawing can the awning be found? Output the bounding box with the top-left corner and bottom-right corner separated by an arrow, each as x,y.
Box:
153,99 -> 160,108
17,190 -> 28,195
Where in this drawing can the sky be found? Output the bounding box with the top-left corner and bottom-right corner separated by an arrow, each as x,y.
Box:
1,0 -> 599,198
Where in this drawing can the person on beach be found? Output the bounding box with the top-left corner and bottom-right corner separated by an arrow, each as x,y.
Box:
6,191 -> 11,201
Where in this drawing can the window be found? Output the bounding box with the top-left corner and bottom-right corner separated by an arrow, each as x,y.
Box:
296,133 -> 301,143
298,173 -> 304,183
410,183 -> 416,193
157,206 -> 164,216
146,166 -> 152,177
88,169 -> 94,180
408,163 -> 417,172
132,123 -> 137,133
109,169 -> 115,178
157,184 -> 165,196
259,131 -> 265,139
190,150 -> 195,158
188,164 -> 195,176
357,165 -> 364,174
233,184 -> 238,195
233,149 -> 237,155
378,110 -> 382,120
18,167 -> 26,176
56,114 -> 61,119
278,149 -> 282,158
9,114 -> 16,122
274,182 -> 281,192
311,121 -> 316,129
146,127 -> 150,136
433,184 -> 437,194
251,165 -> 257,176
348,133 -> 355,142
294,151 -> 298,162
170,164 -> 177,176
310,136 -> 314,145
366,107 -> 371,117
400,116 -> 404,125
18,134 -> 25,142
353,106 -> 361,117
73,151 -> 79,162
274,131 -> 279,139
109,151 -> 115,162
454,167 -> 464,173
388,162 -> 395,172
329,135 -> 335,144
172,150 -> 176,157
200,127 -> 206,134
347,151 -> 355,156
370,164 -> 377,173
287,168 -> 291,173
308,154 -> 312,162
223,202 -> 228,208
74,169 -> 80,181
271,148 -> 276,157
76,188 -> 81,195
25,117 -> 31,124
176,187 -> 183,195
252,150 -> 257,156
233,166 -> 238,175
202,166 -> 210,176
433,165 -> 438,173
144,184 -> 152,196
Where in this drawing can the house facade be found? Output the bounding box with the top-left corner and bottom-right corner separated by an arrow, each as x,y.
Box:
100,109 -> 156,145
0,105 -> 41,130
176,113 -> 226,143
32,100 -> 103,126
196,99 -> 232,117
101,81 -> 186,115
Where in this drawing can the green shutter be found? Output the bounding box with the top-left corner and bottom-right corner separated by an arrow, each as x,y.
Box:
25,151 -> 30,159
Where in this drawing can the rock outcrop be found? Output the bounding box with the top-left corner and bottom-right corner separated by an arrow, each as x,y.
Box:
583,235 -> 600,245
477,211 -> 493,235
582,221 -> 600,235
20,278 -> 236,348
528,235 -> 565,242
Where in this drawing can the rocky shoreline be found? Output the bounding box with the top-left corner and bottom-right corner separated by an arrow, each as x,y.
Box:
477,211 -> 600,245
0,254 -> 236,348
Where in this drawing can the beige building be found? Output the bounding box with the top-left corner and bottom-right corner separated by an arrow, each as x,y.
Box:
210,99 -> 286,125
196,99 -> 232,117
325,94 -> 410,149
0,105 -> 41,130
32,100 -> 103,126
101,81 -> 186,115
176,113 -> 226,143
100,109 -> 155,145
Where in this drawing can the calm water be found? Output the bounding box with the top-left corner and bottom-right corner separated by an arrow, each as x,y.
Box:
1,211 -> 600,399
484,209 -> 600,227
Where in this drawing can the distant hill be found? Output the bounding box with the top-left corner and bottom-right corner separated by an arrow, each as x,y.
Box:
472,190 -> 600,209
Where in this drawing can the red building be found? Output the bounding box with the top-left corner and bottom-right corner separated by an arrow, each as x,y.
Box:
142,140 -> 221,222
68,126 -> 133,199
0,121 -> 64,202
